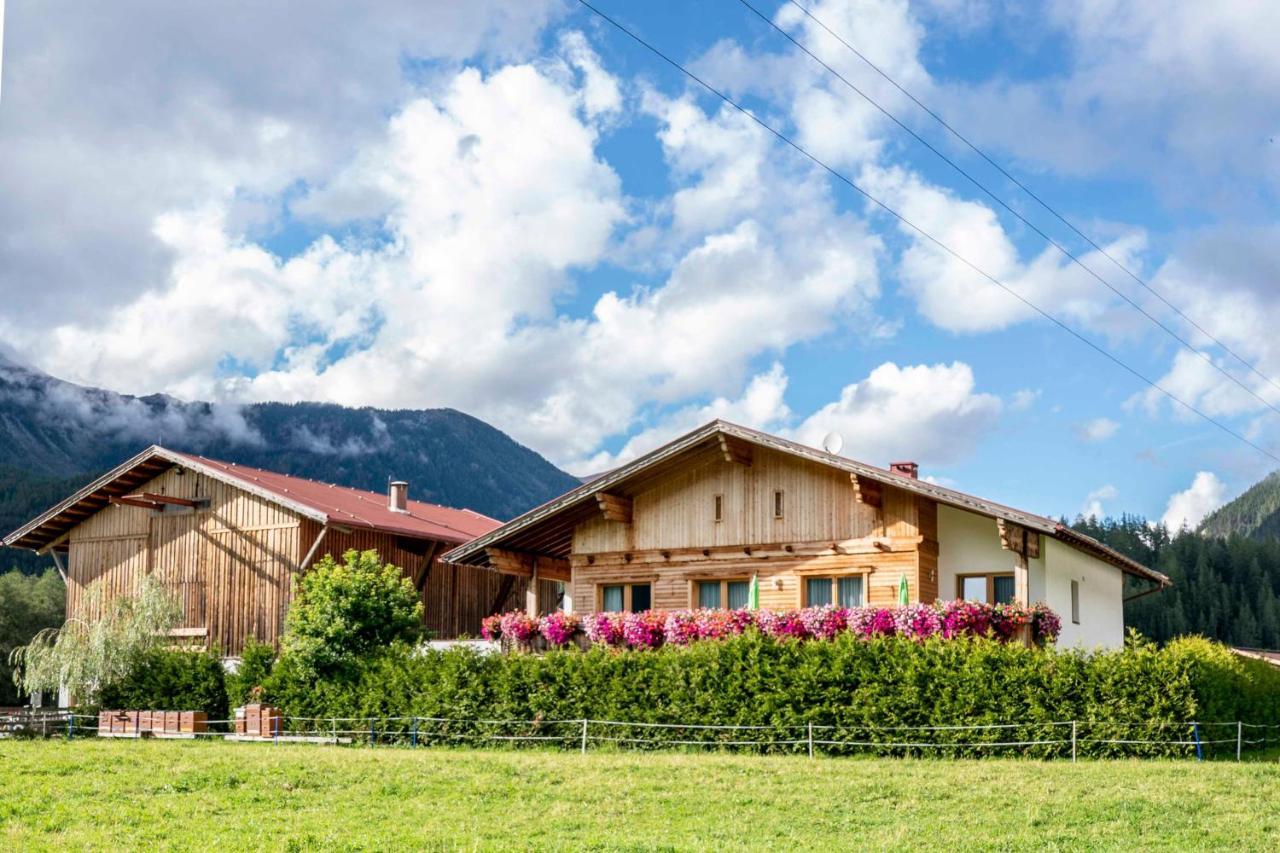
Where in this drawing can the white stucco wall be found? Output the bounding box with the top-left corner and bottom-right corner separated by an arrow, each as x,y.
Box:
936,505 -> 1044,601
1041,537 -> 1125,650
937,504 -> 1124,649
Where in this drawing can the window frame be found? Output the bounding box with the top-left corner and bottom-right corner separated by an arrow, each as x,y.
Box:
1070,579 -> 1081,625
713,493 -> 724,523
690,577 -> 751,610
773,489 -> 785,519
955,572 -> 1017,605
797,569 -> 870,608
597,580 -> 655,613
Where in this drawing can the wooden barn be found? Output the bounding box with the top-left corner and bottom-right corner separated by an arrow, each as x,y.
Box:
2,446 -> 559,655
444,420 -> 1167,649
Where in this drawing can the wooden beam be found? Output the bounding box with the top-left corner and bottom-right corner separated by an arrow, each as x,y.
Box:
485,548 -> 572,583
488,573 -> 518,615
718,434 -> 753,467
412,541 -> 440,593
851,474 -> 882,508
109,496 -> 166,511
572,536 -> 923,568
595,492 -> 633,524
298,524 -> 329,571
122,492 -> 202,507
49,549 -> 69,585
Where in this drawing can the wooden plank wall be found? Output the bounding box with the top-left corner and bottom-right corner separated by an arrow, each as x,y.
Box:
567,450 -> 933,612
299,522 -> 549,638
67,467 -> 302,655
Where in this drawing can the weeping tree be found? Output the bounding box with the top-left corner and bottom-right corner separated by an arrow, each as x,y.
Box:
9,576 -> 180,705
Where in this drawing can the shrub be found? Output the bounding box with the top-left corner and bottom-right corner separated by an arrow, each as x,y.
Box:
226,637 -> 276,708
98,647 -> 229,721
263,630 -> 1280,758
281,549 -> 422,678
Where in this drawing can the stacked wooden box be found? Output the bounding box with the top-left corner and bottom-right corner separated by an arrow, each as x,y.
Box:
96,710 -> 207,736
234,703 -> 282,738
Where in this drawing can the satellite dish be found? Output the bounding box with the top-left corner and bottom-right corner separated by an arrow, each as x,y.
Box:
822,431 -> 844,455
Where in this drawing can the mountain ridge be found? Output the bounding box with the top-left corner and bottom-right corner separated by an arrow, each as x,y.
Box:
1200,470 -> 1280,540
0,356 -> 579,572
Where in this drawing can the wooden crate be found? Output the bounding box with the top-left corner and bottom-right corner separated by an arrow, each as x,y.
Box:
179,711 -> 207,734
164,711 -> 180,733
259,706 -> 281,738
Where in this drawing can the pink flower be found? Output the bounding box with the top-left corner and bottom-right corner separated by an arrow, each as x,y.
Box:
799,606 -> 849,640
498,610 -> 539,643
583,612 -> 626,646
623,610 -> 667,649
480,614 -> 503,641
894,603 -> 941,640
664,610 -> 701,645
539,611 -> 581,646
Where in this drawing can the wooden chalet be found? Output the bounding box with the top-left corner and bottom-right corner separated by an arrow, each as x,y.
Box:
3,447 -> 559,655
444,421 -> 1169,648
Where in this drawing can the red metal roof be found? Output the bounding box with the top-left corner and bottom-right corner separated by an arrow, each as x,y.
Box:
2,445 -> 500,552
169,451 -> 501,544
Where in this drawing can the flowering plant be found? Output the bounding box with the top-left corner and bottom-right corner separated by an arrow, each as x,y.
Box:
663,610 -> 702,645
893,603 -> 941,640
623,610 -> 667,649
583,611 -> 626,646
757,609 -> 809,640
498,610 -> 539,643
799,605 -> 848,640
1030,602 -> 1062,644
539,611 -> 581,646
480,614 -> 503,642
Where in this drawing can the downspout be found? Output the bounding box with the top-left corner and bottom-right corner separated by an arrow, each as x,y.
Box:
1123,579 -> 1169,603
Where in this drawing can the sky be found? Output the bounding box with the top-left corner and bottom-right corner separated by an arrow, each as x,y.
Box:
1,0 -> 1279,529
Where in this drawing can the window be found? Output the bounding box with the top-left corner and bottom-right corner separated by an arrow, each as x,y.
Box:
600,582 -> 652,613
695,579 -> 750,609
714,494 -> 724,523
1071,580 -> 1080,624
958,573 -> 1016,605
773,490 -> 784,519
802,575 -> 865,607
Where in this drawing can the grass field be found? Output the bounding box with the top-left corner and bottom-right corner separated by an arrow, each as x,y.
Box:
2,740 -> 1279,851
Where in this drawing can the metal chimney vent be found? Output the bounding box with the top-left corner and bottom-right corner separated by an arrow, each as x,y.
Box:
388,480 -> 409,513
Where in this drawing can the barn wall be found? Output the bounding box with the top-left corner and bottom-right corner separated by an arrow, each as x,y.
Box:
67,465 -> 302,655
300,522 -> 554,638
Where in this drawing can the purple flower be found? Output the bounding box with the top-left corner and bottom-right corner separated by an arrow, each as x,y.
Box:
799,605 -> 849,640
583,612 -> 626,646
664,610 -> 701,645
893,603 -> 941,640
498,610 -> 538,643
623,611 -> 667,649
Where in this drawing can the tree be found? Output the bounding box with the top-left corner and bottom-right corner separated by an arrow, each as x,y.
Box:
9,576 -> 179,705
0,570 -> 66,705
280,549 -> 422,677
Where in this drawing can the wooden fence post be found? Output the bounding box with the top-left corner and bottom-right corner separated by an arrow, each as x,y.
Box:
1071,721 -> 1077,763
807,722 -> 814,759
581,719 -> 588,755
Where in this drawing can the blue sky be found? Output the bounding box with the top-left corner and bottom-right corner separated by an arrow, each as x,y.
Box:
2,1 -> 1279,527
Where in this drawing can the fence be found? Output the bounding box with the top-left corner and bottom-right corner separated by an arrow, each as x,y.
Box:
41,712 -> 1280,760
0,708 -> 73,739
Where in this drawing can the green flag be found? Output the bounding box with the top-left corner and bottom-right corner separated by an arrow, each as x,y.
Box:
748,573 -> 760,610
898,573 -> 909,605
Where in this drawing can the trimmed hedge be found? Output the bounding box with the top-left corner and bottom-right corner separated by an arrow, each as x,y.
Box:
98,648 -> 229,722
261,631 -> 1280,758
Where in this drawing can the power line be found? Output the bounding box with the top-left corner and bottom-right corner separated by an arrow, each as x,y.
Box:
737,0 -> 1280,421
572,0 -> 1280,466
779,0 -> 1280,400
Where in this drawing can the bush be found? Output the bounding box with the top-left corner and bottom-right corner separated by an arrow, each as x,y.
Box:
282,549 -> 422,678
226,637 -> 276,708
98,647 -> 228,721
262,630 -> 1280,758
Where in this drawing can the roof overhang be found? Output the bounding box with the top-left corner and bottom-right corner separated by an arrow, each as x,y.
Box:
442,420 -> 1170,588
1,446 -> 327,553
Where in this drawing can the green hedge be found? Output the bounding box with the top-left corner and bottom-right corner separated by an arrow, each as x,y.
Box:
98,648 -> 229,722
261,632 -> 1280,758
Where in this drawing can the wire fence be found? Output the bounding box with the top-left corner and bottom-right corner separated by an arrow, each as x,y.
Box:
18,711 -> 1279,761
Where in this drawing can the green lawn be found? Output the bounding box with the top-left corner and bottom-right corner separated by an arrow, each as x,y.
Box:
2,740 -> 1279,851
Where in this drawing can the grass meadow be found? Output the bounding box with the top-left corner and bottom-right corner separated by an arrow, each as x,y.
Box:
3,739 -> 1279,850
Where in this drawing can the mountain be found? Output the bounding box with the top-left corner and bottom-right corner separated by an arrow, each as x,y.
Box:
1199,471 -> 1280,540
0,355 -> 579,572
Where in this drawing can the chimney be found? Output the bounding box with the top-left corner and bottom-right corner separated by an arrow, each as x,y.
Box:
388,480 -> 409,513
890,461 -> 918,479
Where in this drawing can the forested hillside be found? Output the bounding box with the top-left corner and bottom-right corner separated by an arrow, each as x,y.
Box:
0,355 -> 580,574
1074,515 -> 1280,649
1199,471 -> 1280,540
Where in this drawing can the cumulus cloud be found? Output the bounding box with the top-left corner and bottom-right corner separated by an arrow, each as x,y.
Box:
1075,417 -> 1120,442
792,361 -> 1003,467
1080,484 -> 1118,520
1161,471 -> 1228,531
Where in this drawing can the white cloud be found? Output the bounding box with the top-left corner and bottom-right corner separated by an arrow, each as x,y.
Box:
792,361 -> 1002,467
1081,484 -> 1118,520
1075,417 -> 1120,442
1161,471 -> 1228,531
0,1 -> 564,330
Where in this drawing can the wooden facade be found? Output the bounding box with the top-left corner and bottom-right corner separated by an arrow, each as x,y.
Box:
564,446 -> 938,612
60,465 -> 527,655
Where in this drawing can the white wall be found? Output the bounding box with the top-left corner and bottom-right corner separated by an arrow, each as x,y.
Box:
936,505 -> 1044,601
937,504 -> 1124,649
1042,537 -> 1124,650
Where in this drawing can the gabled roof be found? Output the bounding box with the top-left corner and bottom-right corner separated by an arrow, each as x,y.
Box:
2,446 -> 500,552
442,420 -> 1168,586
